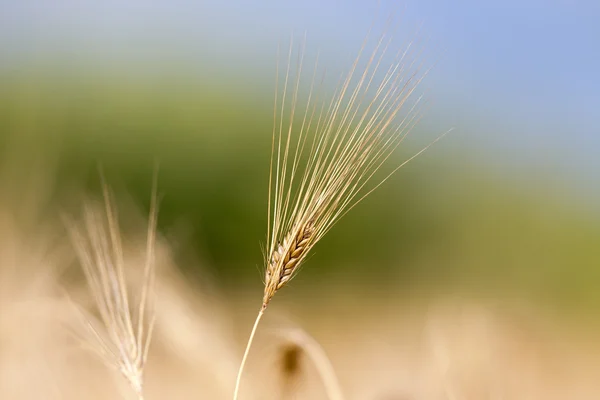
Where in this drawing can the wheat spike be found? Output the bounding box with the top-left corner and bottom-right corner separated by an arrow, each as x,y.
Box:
278,328 -> 344,400
263,218 -> 315,305
65,171 -> 159,400
234,17 -> 445,399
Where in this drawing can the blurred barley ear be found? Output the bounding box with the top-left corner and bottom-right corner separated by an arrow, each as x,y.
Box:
65,170 -> 159,400
233,17 -> 445,399
279,341 -> 303,385
277,329 -> 344,400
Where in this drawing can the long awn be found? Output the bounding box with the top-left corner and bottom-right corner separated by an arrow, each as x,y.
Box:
234,22 -> 447,400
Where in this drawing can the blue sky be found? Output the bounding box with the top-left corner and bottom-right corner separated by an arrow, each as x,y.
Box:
1,0 -> 599,198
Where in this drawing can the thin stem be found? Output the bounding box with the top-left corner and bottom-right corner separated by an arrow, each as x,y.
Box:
233,305 -> 266,400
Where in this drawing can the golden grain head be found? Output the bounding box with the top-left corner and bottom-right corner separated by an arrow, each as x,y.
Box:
237,23 -> 436,400
263,218 -> 315,305
263,26 -> 433,305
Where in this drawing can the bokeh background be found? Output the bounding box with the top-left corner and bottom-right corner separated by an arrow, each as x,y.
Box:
2,1 -> 600,399
1,0 -> 599,322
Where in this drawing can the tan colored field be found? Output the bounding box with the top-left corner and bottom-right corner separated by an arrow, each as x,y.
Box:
1,185 -> 600,400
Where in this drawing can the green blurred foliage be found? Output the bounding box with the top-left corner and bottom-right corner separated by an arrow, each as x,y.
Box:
1,69 -> 599,311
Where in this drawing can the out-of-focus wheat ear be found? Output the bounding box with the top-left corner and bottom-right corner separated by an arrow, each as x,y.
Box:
278,341 -> 304,394
64,171 -> 159,400
277,328 -> 345,400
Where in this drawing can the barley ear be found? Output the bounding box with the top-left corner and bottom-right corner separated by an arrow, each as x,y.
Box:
263,218 -> 315,306
277,328 -> 344,400
65,171 -> 159,400
235,14 -> 436,397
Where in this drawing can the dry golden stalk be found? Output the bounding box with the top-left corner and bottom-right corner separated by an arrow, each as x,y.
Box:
234,20 -> 446,399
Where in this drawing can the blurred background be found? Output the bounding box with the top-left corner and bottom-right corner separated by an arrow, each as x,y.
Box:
1,1 -> 600,398
1,0 -> 600,303
0,0 -> 600,334
1,0 -> 599,306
